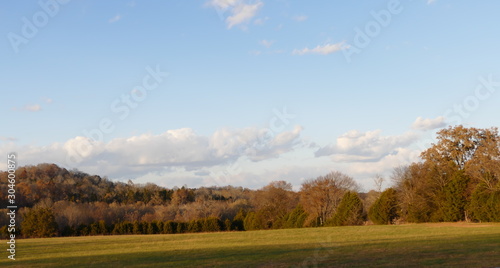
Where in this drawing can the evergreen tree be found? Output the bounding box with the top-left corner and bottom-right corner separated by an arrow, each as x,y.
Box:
163,221 -> 176,234
331,191 -> 364,226
147,221 -> 159,234
133,221 -> 142,234
283,204 -> 308,228
469,184 -> 500,222
176,222 -> 187,233
368,188 -> 399,225
232,209 -> 246,231
188,219 -> 201,233
224,219 -> 232,231
21,207 -> 58,238
443,171 -> 470,221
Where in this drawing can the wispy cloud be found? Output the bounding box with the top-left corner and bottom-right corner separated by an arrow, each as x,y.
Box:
20,104 -> 42,112
249,50 -> 262,56
292,15 -> 307,22
292,42 -> 349,55
411,116 -> 446,131
208,0 -> 263,29
253,16 -> 269,25
427,0 -> 436,4
259,39 -> 274,48
209,0 -> 238,10
15,97 -> 53,112
108,14 -> 122,23
0,136 -> 17,142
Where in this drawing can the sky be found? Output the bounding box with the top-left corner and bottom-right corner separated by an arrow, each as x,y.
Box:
1,0 -> 499,191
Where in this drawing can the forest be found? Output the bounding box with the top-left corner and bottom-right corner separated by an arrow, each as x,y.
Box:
1,125 -> 499,238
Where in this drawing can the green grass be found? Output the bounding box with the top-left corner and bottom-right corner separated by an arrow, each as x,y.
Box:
1,223 -> 499,267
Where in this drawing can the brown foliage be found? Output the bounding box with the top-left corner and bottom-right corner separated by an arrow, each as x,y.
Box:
300,171 -> 359,226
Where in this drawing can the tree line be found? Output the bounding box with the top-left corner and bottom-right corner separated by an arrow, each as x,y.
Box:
1,125 -> 499,238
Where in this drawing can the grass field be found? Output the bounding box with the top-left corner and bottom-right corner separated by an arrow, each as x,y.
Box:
1,223 -> 499,267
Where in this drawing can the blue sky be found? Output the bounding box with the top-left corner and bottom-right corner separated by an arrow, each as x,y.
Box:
1,0 -> 499,190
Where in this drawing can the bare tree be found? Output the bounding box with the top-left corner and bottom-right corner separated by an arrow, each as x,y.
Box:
253,181 -> 298,228
300,171 -> 359,226
373,174 -> 385,193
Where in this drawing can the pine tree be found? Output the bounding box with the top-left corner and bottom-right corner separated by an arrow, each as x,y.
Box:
21,207 -> 58,238
132,221 -> 142,234
224,219 -> 232,231
469,184 -> 500,222
368,188 -> 399,225
443,171 -> 470,221
232,209 -> 246,231
283,204 -> 308,228
331,191 -> 364,226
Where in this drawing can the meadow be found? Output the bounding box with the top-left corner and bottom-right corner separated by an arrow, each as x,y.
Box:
1,223 -> 499,267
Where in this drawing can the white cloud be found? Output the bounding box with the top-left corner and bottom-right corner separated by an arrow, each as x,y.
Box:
22,104 -> 42,112
427,0 -> 436,4
64,136 -> 105,162
253,16 -> 269,25
259,39 -> 274,48
292,42 -> 349,55
15,99 -> 54,112
209,125 -> 303,161
293,15 -> 307,22
249,50 -> 262,55
312,127 -> 424,191
315,129 -> 419,162
0,137 -> 17,142
226,2 -> 263,29
208,0 -> 263,29
131,160 -> 332,190
248,125 -> 303,161
209,0 -> 239,10
108,14 -> 122,23
1,126 -> 304,180
411,116 -> 446,131
341,147 -> 421,183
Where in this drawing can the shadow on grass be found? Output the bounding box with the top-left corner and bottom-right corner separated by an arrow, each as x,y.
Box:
0,232 -> 498,267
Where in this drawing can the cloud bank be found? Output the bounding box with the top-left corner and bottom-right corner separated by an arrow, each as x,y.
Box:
1,126 -> 303,180
315,129 -> 419,162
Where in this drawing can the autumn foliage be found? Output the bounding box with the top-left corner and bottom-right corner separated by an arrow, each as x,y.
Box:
1,126 -> 499,238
